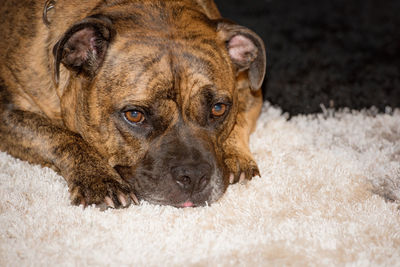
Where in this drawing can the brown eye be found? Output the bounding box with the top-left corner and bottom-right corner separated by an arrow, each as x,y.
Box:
211,103 -> 227,117
124,110 -> 144,124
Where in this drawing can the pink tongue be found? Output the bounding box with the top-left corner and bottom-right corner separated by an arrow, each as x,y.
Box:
182,201 -> 194,208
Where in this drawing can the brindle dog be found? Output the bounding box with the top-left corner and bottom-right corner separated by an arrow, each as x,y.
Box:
0,0 -> 265,208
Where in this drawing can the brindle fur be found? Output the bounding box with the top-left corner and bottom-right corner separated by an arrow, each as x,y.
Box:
0,0 -> 265,208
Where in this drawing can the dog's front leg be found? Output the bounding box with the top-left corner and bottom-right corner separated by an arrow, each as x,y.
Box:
223,84 -> 263,184
0,93 -> 136,209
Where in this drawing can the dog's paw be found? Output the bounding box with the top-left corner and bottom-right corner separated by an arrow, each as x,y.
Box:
224,151 -> 260,184
67,168 -> 139,210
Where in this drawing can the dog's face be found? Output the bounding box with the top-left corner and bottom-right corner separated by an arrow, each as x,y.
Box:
55,2 -> 265,207
91,23 -> 238,207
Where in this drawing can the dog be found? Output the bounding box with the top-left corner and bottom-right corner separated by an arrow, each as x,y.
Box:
0,0 -> 266,209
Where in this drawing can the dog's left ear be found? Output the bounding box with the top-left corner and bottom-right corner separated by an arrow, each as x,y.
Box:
53,15 -> 114,84
217,21 -> 266,91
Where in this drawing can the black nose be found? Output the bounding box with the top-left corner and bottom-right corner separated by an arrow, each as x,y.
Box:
170,163 -> 211,192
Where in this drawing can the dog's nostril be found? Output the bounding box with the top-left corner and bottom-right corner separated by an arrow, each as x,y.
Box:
171,164 -> 212,192
175,175 -> 192,188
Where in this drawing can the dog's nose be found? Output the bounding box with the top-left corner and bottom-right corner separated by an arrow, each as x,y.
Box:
171,163 -> 211,192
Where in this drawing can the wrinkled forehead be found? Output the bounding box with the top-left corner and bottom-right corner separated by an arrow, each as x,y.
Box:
96,1 -> 235,103
102,34 -> 235,106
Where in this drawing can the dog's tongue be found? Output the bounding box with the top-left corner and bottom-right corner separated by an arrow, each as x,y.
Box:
182,201 -> 194,208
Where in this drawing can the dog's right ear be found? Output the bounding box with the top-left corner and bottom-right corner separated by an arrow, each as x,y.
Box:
53,15 -> 114,84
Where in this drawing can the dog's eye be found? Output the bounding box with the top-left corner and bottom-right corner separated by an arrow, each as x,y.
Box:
211,103 -> 227,117
124,110 -> 145,124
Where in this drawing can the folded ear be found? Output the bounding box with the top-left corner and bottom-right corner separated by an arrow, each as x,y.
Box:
53,15 -> 114,84
217,21 -> 266,91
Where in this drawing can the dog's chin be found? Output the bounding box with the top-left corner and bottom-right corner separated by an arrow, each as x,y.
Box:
115,165 -> 227,208
143,198 -> 204,208
137,189 -> 223,208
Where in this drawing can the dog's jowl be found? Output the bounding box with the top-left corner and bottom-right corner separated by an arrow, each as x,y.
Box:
0,0 -> 266,208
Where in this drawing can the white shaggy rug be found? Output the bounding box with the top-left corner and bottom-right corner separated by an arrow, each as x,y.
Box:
1,102 -> 399,266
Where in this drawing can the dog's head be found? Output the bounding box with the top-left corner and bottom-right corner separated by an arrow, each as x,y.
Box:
52,1 -> 265,207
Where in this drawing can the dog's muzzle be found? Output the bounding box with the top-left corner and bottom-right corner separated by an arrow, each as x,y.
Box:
116,126 -> 226,207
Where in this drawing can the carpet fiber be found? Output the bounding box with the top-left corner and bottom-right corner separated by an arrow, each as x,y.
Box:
1,103 -> 399,266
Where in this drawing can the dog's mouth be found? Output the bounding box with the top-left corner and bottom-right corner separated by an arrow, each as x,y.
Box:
115,162 -> 226,208
182,201 -> 194,208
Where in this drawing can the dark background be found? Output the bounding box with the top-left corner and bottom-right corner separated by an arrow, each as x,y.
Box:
214,0 -> 400,115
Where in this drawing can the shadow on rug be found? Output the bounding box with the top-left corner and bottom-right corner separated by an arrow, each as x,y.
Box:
215,0 -> 400,115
